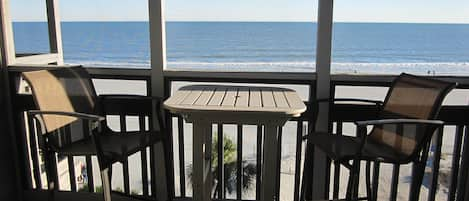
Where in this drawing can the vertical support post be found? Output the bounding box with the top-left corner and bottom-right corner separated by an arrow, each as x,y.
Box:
456,126 -> 469,201
312,0 -> 334,199
149,0 -> 170,200
45,0 -> 64,65
216,125 -> 224,199
0,0 -> 15,65
260,123 -> 280,201
149,0 -> 166,97
192,120 -> 212,201
236,124 -> 243,200
0,1 -> 21,201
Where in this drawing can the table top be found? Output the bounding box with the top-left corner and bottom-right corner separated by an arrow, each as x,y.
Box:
164,85 -> 307,117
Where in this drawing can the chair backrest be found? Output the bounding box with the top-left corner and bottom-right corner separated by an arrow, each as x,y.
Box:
368,73 -> 456,160
22,67 -> 99,134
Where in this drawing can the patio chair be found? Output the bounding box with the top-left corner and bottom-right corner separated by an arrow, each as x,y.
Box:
22,66 -> 167,201
301,73 -> 456,201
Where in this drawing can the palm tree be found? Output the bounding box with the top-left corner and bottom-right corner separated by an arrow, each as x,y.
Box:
188,135 -> 256,198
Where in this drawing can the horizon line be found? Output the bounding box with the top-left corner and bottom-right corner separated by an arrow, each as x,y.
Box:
11,20 -> 469,25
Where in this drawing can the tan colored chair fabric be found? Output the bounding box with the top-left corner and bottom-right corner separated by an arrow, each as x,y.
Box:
23,70 -> 78,133
369,74 -> 453,156
23,67 -> 101,151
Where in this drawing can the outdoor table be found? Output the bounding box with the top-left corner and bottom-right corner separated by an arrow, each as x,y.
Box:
164,85 -> 307,201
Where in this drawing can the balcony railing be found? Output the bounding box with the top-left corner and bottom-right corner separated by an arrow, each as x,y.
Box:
7,66 -> 469,201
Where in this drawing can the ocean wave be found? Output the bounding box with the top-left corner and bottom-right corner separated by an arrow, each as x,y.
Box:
67,61 -> 151,68
167,61 -> 469,74
330,62 -> 469,75
66,60 -> 469,75
332,62 -> 469,67
168,61 -> 469,67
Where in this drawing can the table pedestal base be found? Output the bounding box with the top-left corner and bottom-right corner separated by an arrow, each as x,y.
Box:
192,121 -> 213,201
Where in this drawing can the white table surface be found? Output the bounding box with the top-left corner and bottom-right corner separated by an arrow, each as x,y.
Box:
164,85 -> 307,201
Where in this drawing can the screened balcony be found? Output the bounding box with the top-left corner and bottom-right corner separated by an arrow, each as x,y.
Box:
0,1 -> 469,201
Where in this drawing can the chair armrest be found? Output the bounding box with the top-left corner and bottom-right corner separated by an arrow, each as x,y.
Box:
353,118 -> 444,159
27,110 -> 105,121
316,98 -> 383,106
98,94 -> 163,115
355,119 -> 444,127
98,94 -> 167,130
354,118 -> 444,139
302,131 -> 330,140
99,94 -> 163,102
112,130 -> 167,139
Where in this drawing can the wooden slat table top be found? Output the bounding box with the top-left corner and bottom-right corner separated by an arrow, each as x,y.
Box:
164,85 -> 307,117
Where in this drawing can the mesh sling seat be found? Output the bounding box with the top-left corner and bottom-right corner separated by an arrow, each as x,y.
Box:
22,66 -> 168,201
301,73 -> 456,201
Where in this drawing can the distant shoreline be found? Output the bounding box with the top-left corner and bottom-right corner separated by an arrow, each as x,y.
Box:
11,21 -> 469,25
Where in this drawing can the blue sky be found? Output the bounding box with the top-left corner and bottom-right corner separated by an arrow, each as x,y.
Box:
10,0 -> 469,23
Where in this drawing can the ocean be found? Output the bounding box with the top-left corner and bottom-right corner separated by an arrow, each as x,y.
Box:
13,21 -> 469,74
15,22 -> 463,199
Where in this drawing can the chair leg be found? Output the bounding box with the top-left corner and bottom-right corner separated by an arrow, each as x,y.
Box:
108,166 -> 113,190
365,161 -> 380,201
366,162 -> 372,200
346,174 -> 353,200
101,168 -> 112,201
45,150 -> 58,201
346,159 -> 361,201
345,163 -> 354,200
371,162 -> 380,201
409,161 -> 425,201
352,161 -> 361,201
300,142 -> 315,201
